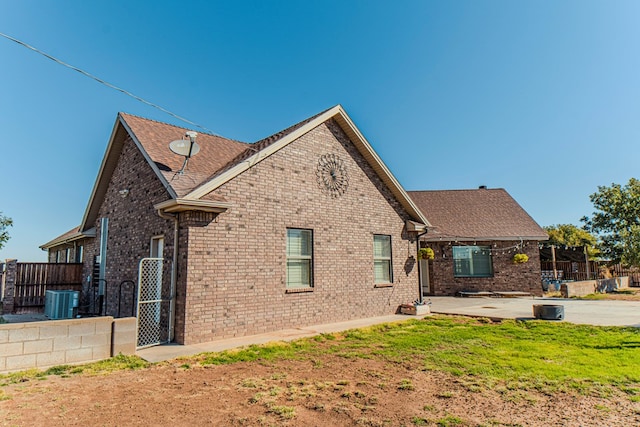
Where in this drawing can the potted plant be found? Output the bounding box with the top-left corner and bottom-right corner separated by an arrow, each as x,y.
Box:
512,253 -> 529,264
418,247 -> 435,260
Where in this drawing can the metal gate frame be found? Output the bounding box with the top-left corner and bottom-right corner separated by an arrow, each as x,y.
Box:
136,258 -> 171,349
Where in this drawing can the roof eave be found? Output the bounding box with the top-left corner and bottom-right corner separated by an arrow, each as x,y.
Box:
39,227 -> 97,250
423,235 -> 549,242
154,198 -> 231,214
79,114 -> 178,232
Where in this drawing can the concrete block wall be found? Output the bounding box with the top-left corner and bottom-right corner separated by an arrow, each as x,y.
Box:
0,316 -> 137,374
112,317 -> 137,355
561,277 -> 629,297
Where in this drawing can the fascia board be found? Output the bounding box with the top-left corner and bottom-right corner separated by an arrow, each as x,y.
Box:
423,236 -> 549,242
79,115 -> 178,232
154,198 -> 232,213
79,117 -> 123,232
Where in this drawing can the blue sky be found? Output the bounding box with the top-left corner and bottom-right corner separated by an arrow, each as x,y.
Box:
1,1 -> 639,261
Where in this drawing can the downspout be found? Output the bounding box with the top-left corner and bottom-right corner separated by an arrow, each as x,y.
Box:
416,229 -> 429,304
157,209 -> 178,342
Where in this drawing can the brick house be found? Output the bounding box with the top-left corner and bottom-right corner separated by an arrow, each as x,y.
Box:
41,105 -> 431,345
408,188 -> 548,297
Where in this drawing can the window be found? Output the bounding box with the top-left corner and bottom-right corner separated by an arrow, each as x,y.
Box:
75,245 -> 84,263
150,236 -> 164,258
286,229 -> 313,288
373,235 -> 393,284
453,245 -> 493,277
65,248 -> 71,263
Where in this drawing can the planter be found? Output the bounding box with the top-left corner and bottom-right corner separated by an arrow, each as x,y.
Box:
533,304 -> 564,320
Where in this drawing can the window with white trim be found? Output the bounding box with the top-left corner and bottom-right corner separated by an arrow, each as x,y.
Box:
453,245 -> 493,277
373,234 -> 393,284
286,228 -> 313,288
150,236 -> 164,258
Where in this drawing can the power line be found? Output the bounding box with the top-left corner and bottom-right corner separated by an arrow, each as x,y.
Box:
0,31 -> 218,135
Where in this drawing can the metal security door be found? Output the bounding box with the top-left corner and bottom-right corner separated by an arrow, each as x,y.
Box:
136,258 -> 168,348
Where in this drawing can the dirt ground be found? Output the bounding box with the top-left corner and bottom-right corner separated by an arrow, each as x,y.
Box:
2,352 -> 639,427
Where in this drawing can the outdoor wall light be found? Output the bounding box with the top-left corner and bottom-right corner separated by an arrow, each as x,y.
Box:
118,189 -> 130,198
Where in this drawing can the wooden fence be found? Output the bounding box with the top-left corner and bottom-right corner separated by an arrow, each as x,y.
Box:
541,261 -> 640,286
14,263 -> 83,312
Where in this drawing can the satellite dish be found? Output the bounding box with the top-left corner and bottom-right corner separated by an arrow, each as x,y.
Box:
169,131 -> 200,175
169,139 -> 200,157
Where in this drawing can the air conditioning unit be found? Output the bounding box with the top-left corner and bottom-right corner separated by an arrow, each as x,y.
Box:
44,290 -> 80,320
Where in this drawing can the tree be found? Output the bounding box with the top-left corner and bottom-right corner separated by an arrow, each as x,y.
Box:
581,178 -> 640,266
0,212 -> 12,250
543,224 -> 599,259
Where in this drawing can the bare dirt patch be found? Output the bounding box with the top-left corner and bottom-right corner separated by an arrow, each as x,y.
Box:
2,354 -> 639,426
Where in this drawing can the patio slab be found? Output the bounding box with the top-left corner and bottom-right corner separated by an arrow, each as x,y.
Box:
427,296 -> 640,327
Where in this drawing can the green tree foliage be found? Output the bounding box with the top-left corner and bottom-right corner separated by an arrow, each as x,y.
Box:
0,212 -> 12,250
543,224 -> 599,259
581,178 -> 640,265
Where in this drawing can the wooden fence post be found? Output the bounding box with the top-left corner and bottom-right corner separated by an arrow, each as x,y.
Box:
1,259 -> 17,314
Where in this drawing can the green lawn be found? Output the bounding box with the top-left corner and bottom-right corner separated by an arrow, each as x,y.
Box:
194,316 -> 640,396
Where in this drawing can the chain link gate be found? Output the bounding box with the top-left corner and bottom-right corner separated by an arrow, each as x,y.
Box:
136,258 -> 170,348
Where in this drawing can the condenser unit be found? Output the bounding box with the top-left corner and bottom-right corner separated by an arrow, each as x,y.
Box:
44,290 -> 79,320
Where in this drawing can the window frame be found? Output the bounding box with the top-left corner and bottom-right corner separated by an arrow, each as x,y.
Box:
373,234 -> 393,285
75,245 -> 84,263
452,245 -> 494,278
286,228 -> 314,290
150,235 -> 165,258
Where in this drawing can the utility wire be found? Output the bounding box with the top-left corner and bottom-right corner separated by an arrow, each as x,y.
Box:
0,31 -> 218,135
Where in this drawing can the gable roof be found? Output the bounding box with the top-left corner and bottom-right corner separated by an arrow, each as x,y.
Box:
39,225 -> 96,250
181,105 -> 429,226
79,114 -> 248,231
408,188 -> 548,241
78,105 -> 429,232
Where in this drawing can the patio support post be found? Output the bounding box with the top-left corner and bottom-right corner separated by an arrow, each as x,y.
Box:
551,245 -> 558,280
584,246 -> 591,280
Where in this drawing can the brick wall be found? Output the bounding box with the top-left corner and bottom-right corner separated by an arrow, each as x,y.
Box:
0,317 -> 136,374
426,241 -> 543,296
88,137 -> 174,320
46,243 -> 84,264
176,120 -> 420,344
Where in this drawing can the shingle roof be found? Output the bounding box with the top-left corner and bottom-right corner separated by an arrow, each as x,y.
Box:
40,225 -> 96,249
408,188 -> 548,241
119,113 -> 250,197
75,105 -> 430,235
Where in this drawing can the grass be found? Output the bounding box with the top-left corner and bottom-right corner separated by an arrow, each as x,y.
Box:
576,293 -> 608,300
190,316 -> 640,395
0,354 -> 148,385
3,316 -> 640,399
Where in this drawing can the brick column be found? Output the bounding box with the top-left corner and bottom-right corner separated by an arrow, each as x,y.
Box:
1,259 -> 17,314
